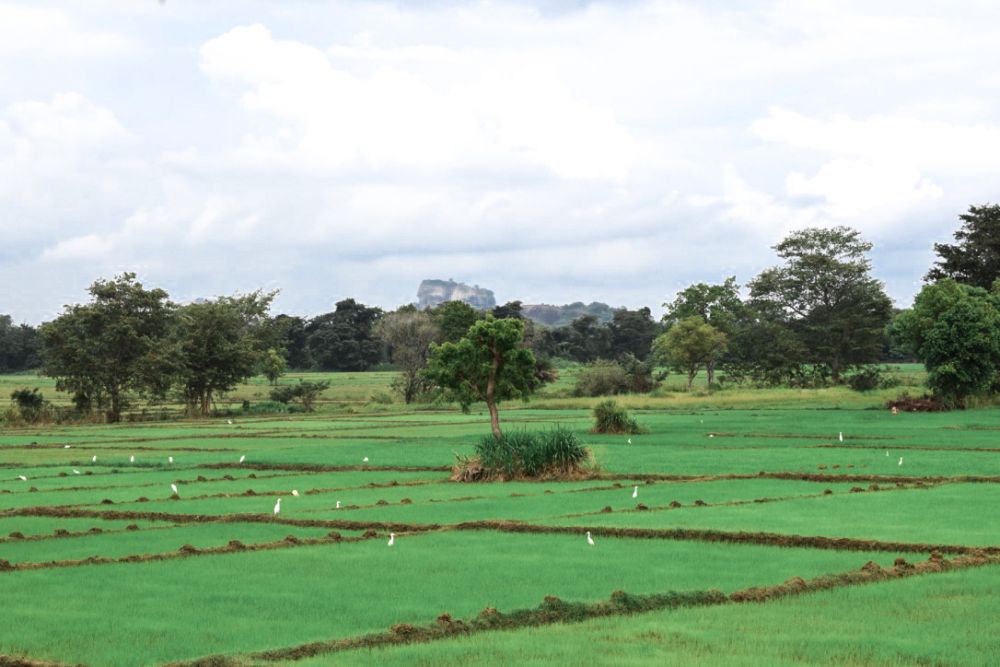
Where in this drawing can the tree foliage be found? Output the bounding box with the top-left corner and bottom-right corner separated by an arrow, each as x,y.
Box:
40,273 -> 174,422
749,226 -> 892,382
429,300 -> 480,343
0,316 -> 41,372
305,299 -> 383,371
927,204 -> 1000,289
424,316 -> 542,437
652,316 -> 727,389
891,279 -> 1000,405
376,309 -> 441,403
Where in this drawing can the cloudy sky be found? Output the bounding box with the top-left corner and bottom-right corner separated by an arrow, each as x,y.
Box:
2,1 -> 1000,323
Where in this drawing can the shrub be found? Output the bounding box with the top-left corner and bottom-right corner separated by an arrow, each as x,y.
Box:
269,380 -> 331,411
591,399 -> 644,434
462,427 -> 590,480
574,361 -> 630,396
847,366 -> 903,392
243,400 -> 290,415
10,388 -> 45,423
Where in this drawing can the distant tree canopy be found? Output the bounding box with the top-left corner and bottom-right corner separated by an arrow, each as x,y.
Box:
927,204 -> 1000,289
0,316 -> 41,372
376,309 -> 441,403
305,299 -> 383,372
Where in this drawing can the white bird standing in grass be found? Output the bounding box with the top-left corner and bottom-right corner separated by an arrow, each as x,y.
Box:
227,419 -> 233,425
170,483 -> 178,495
273,498 -> 281,515
632,486 -> 638,499
291,489 -> 299,497
898,457 -> 904,466
64,445 -> 71,449
239,455 -> 245,464
91,455 -> 97,463
335,501 -> 341,509
627,438 -> 632,445
586,531 -> 595,546
839,432 -> 843,442
363,457 -> 369,463
17,475 -> 26,481
886,450 -> 890,457
168,456 -> 173,464
130,455 -> 135,463
73,470 -> 80,475
387,532 -> 395,546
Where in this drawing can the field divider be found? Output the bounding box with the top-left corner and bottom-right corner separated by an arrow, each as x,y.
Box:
167,552 -> 1000,666
595,471 -> 1000,484
203,462 -> 451,473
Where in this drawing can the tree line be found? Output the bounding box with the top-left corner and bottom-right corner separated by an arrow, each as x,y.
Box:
5,203 -> 1000,422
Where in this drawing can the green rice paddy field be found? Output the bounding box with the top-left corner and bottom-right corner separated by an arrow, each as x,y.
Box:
0,369 -> 998,666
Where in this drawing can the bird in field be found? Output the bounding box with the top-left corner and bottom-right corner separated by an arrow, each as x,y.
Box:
363,457 -> 369,463
17,475 -> 26,481
239,455 -> 245,464
170,483 -> 178,495
898,457 -> 904,466
273,498 -> 281,515
291,490 -> 299,497
708,434 -> 714,438
92,455 -> 97,463
627,438 -> 632,445
335,500 -> 341,509
168,456 -> 173,464
839,432 -> 843,442
886,450 -> 889,457
64,445 -> 71,449
130,455 -> 135,463
227,419 -> 233,425
73,470 -> 80,475
387,532 -> 395,546
586,531 -> 595,546
632,485 -> 638,499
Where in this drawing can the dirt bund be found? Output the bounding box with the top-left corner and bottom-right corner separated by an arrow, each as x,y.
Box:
0,655 -> 75,667
598,471 -> 1000,484
817,443 -> 1000,453
203,462 -> 451,473
167,552 -> 1000,666
449,521 -> 1000,556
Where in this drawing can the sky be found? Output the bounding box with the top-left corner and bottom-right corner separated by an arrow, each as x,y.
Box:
2,0 -> 1000,324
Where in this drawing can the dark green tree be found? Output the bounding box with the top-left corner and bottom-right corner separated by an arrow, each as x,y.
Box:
0,316 -> 41,372
40,273 -> 175,422
306,299 -> 383,371
891,279 -> 1000,405
429,300 -> 480,343
424,316 -> 542,438
260,348 -> 287,386
492,300 -> 524,320
651,316 -> 727,389
749,226 -> 892,383
608,307 -> 659,360
927,204 -> 1000,289
175,291 -> 276,416
663,278 -> 745,384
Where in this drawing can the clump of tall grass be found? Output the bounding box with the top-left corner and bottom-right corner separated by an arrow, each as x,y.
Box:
453,426 -> 593,481
590,399 -> 645,434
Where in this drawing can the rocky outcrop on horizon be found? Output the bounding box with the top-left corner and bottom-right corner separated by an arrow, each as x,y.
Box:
417,279 -> 496,310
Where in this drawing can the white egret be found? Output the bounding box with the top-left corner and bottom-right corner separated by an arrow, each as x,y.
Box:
170,483 -> 178,495
632,486 -> 638,499
239,455 -> 245,464
586,531 -> 595,546
335,500 -> 341,509
92,455 -> 97,463
64,445 -> 71,449
387,532 -> 395,546
839,432 -> 843,442
168,456 -> 173,464
73,469 -> 80,475
17,475 -> 26,481
130,455 -> 135,463
886,450 -> 889,457
708,434 -> 714,438
291,490 -> 299,497
898,457 -> 904,466
273,498 -> 281,515
363,457 -> 369,463
627,438 -> 632,445
227,419 -> 233,425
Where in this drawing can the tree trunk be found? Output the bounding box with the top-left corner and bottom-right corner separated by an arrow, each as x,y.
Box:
107,389 -> 122,423
687,367 -> 696,390
486,342 -> 502,438
707,359 -> 716,385
200,391 -> 211,417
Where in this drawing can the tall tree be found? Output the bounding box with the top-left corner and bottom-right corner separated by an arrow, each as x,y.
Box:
927,204 -> 1000,289
174,291 -> 276,416
424,316 -> 541,438
608,307 -> 659,360
376,309 -> 441,403
40,273 -> 175,422
651,316 -> 727,389
749,226 -> 892,382
891,279 -> 1000,405
306,299 -> 383,371
663,278 -> 744,384
0,316 -> 41,372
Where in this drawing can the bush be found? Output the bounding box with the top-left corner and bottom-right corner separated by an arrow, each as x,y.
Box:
847,366 -> 903,392
243,400 -> 290,415
10,388 -> 45,423
574,361 -> 630,396
465,426 -> 590,480
269,380 -> 331,411
591,399 -> 644,434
